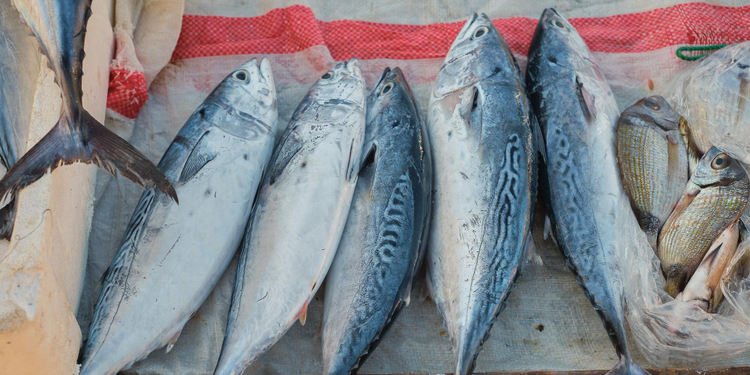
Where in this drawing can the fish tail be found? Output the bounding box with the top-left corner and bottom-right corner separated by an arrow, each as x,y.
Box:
0,111 -> 177,207
605,357 -> 652,375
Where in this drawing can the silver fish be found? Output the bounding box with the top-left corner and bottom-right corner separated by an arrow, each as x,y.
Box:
79,58 -> 278,375
0,0 -> 175,208
321,67 -> 432,375
426,14 -> 539,375
214,58 -> 365,375
526,9 -> 650,375
0,0 -> 40,239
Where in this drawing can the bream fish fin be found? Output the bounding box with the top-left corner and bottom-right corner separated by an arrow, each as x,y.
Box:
575,75 -> 596,122
268,126 -> 303,185
665,132 -> 684,193
0,111 -> 177,208
179,131 -> 217,183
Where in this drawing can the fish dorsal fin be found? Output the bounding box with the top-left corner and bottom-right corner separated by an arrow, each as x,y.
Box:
575,75 -> 596,122
179,131 -> 217,183
268,126 -> 304,185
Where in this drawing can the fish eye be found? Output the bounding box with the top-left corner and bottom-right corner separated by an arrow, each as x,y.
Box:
472,26 -> 489,39
550,19 -> 565,29
380,82 -> 394,96
232,70 -> 249,82
711,153 -> 730,170
321,71 -> 334,80
644,98 -> 661,110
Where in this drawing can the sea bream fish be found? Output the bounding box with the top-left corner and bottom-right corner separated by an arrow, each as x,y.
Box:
214,58 -> 365,375
616,96 -> 688,249
526,9 -> 650,375
0,0 -> 40,239
658,147 -> 749,298
321,67 -> 432,375
426,14 -> 540,375
79,58 -> 278,375
0,0 -> 175,207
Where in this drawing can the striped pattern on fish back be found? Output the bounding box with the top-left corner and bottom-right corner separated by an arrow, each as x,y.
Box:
85,189 -> 158,358
617,117 -> 672,228
659,182 -> 748,274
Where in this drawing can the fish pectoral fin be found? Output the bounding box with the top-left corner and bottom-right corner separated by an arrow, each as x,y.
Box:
358,143 -> 377,175
179,131 -> 217,183
165,329 -> 183,353
268,128 -> 303,185
532,114 -> 547,164
575,75 -> 596,122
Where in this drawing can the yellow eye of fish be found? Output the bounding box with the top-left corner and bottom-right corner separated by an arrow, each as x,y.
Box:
321,71 -> 334,80
645,98 -> 660,110
473,26 -> 489,39
232,70 -> 249,82
380,82 -> 394,95
550,19 -> 565,29
711,153 -> 730,169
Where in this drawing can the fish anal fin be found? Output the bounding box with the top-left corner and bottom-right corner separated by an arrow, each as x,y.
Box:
165,329 -> 182,353
296,301 -> 309,326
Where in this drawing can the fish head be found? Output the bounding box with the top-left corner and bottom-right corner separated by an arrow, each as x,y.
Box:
366,67 -> 419,141
434,13 -> 515,97
692,147 -> 748,188
312,58 -> 365,104
212,58 -> 278,130
528,9 -> 590,71
623,96 -> 681,131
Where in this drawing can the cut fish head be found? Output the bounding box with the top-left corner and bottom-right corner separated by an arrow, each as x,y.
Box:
623,96 -> 681,132
692,146 -> 748,188
208,58 -> 278,133
434,13 -> 515,97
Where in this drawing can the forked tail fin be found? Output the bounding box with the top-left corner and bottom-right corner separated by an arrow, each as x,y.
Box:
606,357 -> 652,375
0,198 -> 16,239
0,111 -> 177,207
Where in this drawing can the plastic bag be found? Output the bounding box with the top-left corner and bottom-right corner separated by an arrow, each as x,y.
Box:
620,42 -> 750,367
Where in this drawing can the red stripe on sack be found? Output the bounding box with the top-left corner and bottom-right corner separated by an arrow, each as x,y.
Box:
171,3 -> 750,61
106,69 -> 149,119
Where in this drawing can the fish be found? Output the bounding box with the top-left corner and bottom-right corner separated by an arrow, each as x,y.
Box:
0,0 -> 40,239
0,0 -> 176,208
658,147 -> 749,298
616,95 -> 688,249
663,42 -> 750,166
526,8 -> 651,375
213,58 -> 365,375
425,14 -> 540,375
321,67 -> 432,375
78,58 -> 278,375
678,222 -> 739,312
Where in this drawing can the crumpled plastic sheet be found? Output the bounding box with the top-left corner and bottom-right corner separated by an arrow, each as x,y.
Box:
77,0 -> 750,374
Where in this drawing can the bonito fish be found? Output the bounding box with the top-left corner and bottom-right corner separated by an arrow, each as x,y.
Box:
0,0 -> 175,207
426,14 -> 539,375
0,0 -> 40,238
526,9 -> 650,375
616,96 -> 688,249
321,67 -> 432,375
79,59 -> 278,375
214,59 -> 365,375
658,147 -> 749,297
